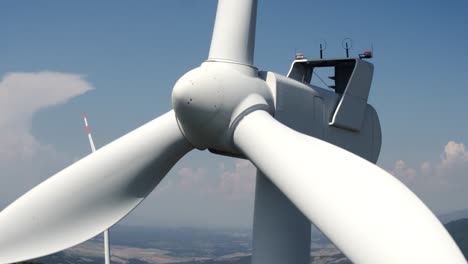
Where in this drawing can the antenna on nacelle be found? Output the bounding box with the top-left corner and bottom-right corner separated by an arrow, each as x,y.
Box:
319,39 -> 327,59
82,112 -> 111,264
342,38 -> 353,58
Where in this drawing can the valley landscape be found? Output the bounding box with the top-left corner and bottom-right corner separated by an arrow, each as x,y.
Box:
20,215 -> 468,264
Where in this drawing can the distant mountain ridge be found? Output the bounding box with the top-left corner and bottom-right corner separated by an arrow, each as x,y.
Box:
438,208 -> 468,223
445,218 -> 468,260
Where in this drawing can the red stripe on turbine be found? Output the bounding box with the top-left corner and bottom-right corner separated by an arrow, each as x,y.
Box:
86,126 -> 91,135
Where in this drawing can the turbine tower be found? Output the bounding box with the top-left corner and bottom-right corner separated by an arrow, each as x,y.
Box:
0,1 -> 465,264
82,112 -> 111,264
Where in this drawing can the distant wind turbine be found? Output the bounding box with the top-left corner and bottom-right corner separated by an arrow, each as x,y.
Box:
82,112 -> 111,264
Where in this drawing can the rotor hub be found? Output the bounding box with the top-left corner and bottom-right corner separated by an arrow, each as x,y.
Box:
172,62 -> 274,153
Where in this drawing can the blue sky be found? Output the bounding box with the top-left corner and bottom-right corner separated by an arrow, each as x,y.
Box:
1,0 -> 468,227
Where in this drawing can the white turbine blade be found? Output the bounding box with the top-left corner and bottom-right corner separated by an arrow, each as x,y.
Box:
233,110 -> 466,264
208,0 -> 257,66
0,110 -> 193,264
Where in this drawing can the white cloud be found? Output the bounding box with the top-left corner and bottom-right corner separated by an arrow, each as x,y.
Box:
390,160 -> 417,186
389,141 -> 468,213
0,72 -> 92,125
219,160 -> 256,200
442,141 -> 468,167
421,161 -> 432,176
0,72 -> 93,160
0,72 -> 93,207
156,159 -> 256,200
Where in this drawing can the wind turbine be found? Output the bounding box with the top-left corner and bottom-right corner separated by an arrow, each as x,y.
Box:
82,112 -> 111,264
0,1 -> 465,264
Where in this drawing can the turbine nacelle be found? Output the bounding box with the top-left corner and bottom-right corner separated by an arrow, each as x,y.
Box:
172,61 -> 274,153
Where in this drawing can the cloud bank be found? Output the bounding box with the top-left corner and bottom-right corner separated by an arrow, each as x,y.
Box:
125,158 -> 257,228
390,141 -> 468,213
130,140 -> 468,227
0,72 -> 93,207
132,140 -> 468,227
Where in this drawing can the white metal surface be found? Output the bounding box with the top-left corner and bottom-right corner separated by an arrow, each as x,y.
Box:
262,71 -> 382,162
251,172 -> 310,264
208,0 -> 257,66
0,111 -> 193,263
82,112 -> 111,264
233,110 -> 466,264
172,62 -> 273,152
252,69 -> 382,264
329,60 -> 374,131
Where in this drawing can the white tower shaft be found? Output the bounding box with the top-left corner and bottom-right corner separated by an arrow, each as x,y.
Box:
252,172 -> 310,264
